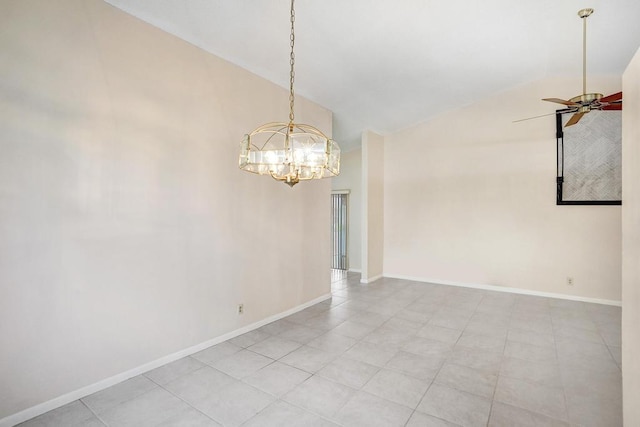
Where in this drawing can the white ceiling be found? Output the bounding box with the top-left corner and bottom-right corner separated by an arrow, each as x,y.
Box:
104,0 -> 640,151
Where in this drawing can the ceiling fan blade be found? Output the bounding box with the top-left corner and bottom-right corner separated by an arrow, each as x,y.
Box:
513,112 -> 560,123
542,98 -> 581,107
600,92 -> 622,103
565,112 -> 586,127
602,104 -> 622,110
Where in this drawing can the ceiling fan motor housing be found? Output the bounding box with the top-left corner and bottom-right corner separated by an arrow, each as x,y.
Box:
570,93 -> 603,113
570,93 -> 602,104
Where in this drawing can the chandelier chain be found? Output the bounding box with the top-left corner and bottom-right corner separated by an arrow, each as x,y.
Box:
289,0 -> 296,124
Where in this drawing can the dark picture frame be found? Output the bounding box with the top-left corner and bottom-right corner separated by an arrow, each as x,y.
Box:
555,109 -> 622,205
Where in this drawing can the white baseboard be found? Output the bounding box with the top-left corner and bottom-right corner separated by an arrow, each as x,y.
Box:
384,273 -> 622,307
360,274 -> 383,284
0,293 -> 331,427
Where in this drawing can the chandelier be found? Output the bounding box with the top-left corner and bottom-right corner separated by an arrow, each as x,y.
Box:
239,0 -> 340,187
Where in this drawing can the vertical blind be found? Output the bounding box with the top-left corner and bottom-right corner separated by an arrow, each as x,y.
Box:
331,192 -> 348,270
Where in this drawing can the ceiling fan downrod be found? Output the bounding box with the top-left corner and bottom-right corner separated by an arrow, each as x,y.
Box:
568,7 -> 602,115
579,8 -> 593,97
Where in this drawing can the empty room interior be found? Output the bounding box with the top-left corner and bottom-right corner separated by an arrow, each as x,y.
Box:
2,0 -> 640,426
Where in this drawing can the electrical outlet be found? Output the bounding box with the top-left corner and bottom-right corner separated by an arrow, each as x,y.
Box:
238,304 -> 244,315
567,277 -> 574,286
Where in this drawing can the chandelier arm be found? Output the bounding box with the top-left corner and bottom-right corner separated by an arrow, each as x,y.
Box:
250,122 -> 290,135
292,123 -> 331,139
253,124 -> 289,150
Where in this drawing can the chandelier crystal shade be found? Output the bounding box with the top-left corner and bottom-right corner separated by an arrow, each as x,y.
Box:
238,0 -> 340,187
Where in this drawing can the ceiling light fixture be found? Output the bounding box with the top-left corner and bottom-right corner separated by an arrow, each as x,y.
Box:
239,0 -> 340,187
540,8 -> 622,126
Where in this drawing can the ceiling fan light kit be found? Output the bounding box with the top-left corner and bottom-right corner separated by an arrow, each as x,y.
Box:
539,8 -> 622,127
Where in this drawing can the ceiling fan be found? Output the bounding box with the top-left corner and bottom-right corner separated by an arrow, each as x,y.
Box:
518,8 -> 623,127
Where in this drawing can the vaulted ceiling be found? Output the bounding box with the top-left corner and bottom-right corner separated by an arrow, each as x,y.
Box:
104,0 -> 640,151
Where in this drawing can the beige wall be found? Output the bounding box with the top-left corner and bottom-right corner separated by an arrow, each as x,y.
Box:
622,47 -> 640,426
384,76 -> 622,302
0,0 -> 331,421
331,148 -> 362,272
362,131 -> 384,282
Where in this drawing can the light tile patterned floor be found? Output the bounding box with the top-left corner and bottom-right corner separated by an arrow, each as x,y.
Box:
19,273 -> 622,426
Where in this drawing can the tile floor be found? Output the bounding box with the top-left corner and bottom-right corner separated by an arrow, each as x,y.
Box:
19,272 -> 622,427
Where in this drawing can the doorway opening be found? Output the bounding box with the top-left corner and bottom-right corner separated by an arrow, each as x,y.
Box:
331,191 -> 349,272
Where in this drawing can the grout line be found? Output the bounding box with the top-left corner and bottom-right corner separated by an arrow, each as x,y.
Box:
78,399 -> 107,427
152,376 -> 225,426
